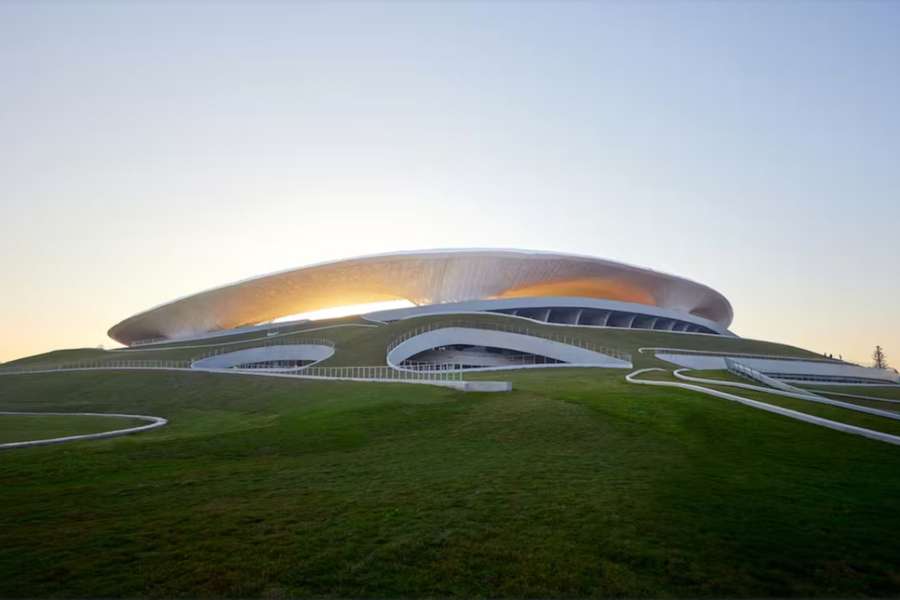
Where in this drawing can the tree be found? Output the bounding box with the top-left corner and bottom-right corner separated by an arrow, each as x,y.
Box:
873,345 -> 888,369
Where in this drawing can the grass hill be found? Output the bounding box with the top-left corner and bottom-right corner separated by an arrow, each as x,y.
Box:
2,313 -> 821,370
1,318 -> 898,597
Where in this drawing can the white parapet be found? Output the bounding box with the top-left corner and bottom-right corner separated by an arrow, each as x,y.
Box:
191,344 -> 334,370
387,327 -> 632,370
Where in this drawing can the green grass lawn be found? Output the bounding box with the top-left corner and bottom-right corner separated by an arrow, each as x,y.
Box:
0,414 -> 146,444
684,380 -> 900,437
0,319 -> 378,368
2,368 -> 900,598
797,385 -> 900,402
805,394 -> 900,415
1,313 -> 821,372
670,371 -> 900,415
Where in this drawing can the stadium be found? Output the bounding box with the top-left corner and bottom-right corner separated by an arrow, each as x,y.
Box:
108,249 -> 735,344
2,249 -> 899,598
4,3 -> 899,595
106,249 -> 896,386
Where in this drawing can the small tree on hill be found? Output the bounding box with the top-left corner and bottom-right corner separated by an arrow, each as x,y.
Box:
872,345 -> 888,369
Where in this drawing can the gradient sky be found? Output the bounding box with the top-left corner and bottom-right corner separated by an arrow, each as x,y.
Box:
1,1 -> 898,365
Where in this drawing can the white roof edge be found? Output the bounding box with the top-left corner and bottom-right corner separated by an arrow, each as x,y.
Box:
111,248 -> 731,327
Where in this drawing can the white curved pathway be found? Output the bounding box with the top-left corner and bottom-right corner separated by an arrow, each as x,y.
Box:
800,389 -> 900,406
626,368 -> 900,446
0,411 -> 168,450
672,369 -> 900,421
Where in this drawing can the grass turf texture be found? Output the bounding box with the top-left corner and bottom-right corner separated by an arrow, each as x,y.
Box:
809,395 -> 900,415
676,380 -> 900,436
1,313 -> 821,371
2,369 -> 900,597
0,414 -> 145,444
662,371 -> 900,415
797,385 -> 900,402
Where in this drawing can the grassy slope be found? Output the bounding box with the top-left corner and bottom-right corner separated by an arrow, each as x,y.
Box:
652,369 -> 900,409
1,369 -> 900,597
679,369 -> 748,384
1,313 -> 821,371
0,414 -> 145,443
0,318 -> 373,367
797,385 -> 900,402
808,395 -> 900,415
666,370 -> 900,414
686,381 -> 900,436
110,315 -> 373,350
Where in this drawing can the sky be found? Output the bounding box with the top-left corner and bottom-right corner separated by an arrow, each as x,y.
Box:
1,1 -> 898,365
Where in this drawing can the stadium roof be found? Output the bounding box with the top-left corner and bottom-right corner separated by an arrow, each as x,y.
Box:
108,249 -> 733,345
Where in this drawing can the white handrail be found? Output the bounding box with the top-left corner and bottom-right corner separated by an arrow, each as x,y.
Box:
0,360 -> 466,383
267,364 -> 465,382
640,346 -> 855,365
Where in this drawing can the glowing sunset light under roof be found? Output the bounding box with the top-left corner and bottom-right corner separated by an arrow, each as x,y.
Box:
107,249 -> 734,345
272,300 -> 415,323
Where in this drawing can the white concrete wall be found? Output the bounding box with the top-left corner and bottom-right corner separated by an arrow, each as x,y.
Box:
409,348 -> 531,367
387,327 -> 632,369
656,354 -> 729,370
191,344 -> 333,370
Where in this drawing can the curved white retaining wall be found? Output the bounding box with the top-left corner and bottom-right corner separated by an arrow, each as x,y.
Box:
657,353 -> 898,384
802,389 -> 900,405
191,344 -> 334,370
189,366 -> 512,392
625,369 -> 900,447
387,327 -> 632,370
672,369 -> 900,421
0,411 -> 168,450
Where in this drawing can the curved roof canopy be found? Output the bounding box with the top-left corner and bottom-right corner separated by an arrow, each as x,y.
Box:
108,249 -> 734,344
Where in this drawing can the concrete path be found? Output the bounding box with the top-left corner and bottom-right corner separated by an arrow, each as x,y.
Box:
0,358 -> 514,450
800,389 -> 900,406
625,368 -> 900,447
0,411 -> 167,450
0,365 -> 509,391
672,369 -> 900,421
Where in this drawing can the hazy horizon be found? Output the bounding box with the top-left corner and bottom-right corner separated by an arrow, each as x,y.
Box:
2,1 -> 898,366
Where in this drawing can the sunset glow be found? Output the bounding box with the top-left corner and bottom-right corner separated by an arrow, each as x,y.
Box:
1,2 -> 897,366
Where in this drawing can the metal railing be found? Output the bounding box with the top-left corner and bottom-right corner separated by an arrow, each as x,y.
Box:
725,358 -> 811,394
387,319 -> 631,362
0,338 -> 336,375
642,346 -> 855,365
271,364 -> 465,382
0,360 -> 463,383
0,359 -> 194,374
399,356 -> 563,370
